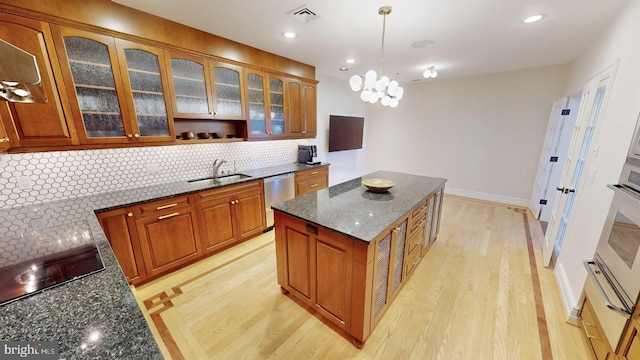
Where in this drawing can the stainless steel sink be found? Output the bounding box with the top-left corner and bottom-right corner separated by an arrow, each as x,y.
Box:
187,174 -> 251,186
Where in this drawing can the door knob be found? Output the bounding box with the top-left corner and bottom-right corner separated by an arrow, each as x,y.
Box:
556,187 -> 575,194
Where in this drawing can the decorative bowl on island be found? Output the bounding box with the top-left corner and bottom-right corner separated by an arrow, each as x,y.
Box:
362,178 -> 396,193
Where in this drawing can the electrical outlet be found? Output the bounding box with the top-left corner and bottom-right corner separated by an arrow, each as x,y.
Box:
16,175 -> 33,190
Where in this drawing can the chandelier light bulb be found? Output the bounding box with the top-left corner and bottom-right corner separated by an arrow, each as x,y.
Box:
360,89 -> 372,102
350,75 -> 363,91
430,70 -> 438,78
423,69 -> 432,78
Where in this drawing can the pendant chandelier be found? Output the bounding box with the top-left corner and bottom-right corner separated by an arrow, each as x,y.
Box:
349,6 -> 404,108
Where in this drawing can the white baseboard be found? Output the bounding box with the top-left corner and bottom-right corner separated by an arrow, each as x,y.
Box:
555,263 -> 582,324
444,187 -> 530,207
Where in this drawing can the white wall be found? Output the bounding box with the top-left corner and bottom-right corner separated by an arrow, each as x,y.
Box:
314,74 -> 368,185
365,65 -> 570,206
554,0 -> 640,320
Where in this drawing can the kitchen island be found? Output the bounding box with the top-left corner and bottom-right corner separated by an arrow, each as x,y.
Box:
273,170 -> 446,347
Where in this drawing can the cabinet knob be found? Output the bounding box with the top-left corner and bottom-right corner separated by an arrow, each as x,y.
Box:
0,137 -> 8,143
231,200 -> 236,205
134,133 -> 140,138
127,212 -> 133,217
127,134 -> 133,138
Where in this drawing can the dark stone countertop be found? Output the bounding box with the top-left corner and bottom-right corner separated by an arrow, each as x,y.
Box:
0,162 -> 327,359
272,170 -> 446,243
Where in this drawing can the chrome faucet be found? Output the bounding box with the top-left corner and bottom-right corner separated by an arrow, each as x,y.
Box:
213,159 -> 227,178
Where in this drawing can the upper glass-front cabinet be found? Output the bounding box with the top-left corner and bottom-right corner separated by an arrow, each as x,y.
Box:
166,52 -> 213,118
246,71 -> 286,138
247,71 -> 267,135
211,62 -> 245,120
52,26 -> 173,143
269,77 -> 285,135
115,39 -> 174,141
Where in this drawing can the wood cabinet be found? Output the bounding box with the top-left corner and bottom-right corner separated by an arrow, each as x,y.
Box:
0,13 -> 77,148
287,80 -> 317,137
580,294 -> 616,360
196,180 -> 266,254
96,207 -> 146,285
52,25 -> 174,145
619,317 -> 640,360
294,165 -> 329,196
275,211 -> 355,331
0,118 -> 9,152
133,195 -> 202,278
274,182 -> 444,347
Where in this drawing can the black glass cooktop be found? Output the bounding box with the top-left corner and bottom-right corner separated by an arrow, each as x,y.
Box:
0,222 -> 104,306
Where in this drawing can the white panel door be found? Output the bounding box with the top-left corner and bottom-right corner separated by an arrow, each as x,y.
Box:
530,97 -> 569,219
542,69 -> 613,267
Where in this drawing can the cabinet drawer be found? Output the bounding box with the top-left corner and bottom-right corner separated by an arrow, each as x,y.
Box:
410,200 -> 428,221
137,195 -> 191,216
580,296 -> 614,360
295,166 -> 328,182
404,243 -> 422,277
406,225 -> 425,256
297,176 -> 328,196
198,180 -> 262,202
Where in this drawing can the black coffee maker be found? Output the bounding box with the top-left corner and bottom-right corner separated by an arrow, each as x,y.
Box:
298,145 -> 319,164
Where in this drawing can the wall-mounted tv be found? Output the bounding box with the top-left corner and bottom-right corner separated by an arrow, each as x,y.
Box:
328,115 -> 364,152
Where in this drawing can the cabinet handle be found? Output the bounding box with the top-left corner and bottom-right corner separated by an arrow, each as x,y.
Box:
310,183 -> 318,188
581,322 -> 599,340
310,171 -> 319,175
0,137 -> 8,143
158,212 -> 179,220
156,203 -> 178,210
127,212 -> 133,217
393,227 -> 399,234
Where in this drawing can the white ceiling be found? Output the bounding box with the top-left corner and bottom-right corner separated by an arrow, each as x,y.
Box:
113,0 -> 628,84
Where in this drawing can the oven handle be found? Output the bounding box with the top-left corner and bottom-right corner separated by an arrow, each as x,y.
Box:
583,261 -> 633,316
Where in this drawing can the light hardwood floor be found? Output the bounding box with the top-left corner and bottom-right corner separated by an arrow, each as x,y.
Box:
131,195 -> 591,359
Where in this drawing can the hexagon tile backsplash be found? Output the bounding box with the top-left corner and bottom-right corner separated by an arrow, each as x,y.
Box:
0,139 -> 308,210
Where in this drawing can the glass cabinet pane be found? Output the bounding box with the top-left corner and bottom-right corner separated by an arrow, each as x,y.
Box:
213,67 -> 242,117
270,78 -> 284,134
170,58 -> 209,114
124,49 -> 169,137
247,73 -> 266,134
64,36 -> 125,137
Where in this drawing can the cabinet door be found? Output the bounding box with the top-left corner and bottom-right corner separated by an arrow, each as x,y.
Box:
303,82 -> 317,136
97,208 -> 146,284
372,231 -> 391,321
315,230 -> 353,329
390,220 -> 407,296
233,186 -> 266,239
423,194 -> 436,254
269,76 -> 285,135
246,70 -> 268,137
619,318 -> 640,360
0,15 -> 77,147
135,207 -> 201,277
211,62 -> 245,120
164,51 -> 214,119
0,118 -> 9,152
115,39 -> 174,142
198,191 -> 236,253
431,188 -> 443,241
52,26 -> 134,144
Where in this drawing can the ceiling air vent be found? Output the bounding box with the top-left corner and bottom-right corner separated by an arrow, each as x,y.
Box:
287,5 -> 319,23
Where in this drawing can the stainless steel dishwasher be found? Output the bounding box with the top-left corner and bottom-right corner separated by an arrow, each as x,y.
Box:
263,173 -> 295,229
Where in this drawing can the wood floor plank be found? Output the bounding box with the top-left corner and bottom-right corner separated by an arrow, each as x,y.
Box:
132,196 -> 591,360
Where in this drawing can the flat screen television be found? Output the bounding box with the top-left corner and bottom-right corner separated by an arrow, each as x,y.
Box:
328,115 -> 364,152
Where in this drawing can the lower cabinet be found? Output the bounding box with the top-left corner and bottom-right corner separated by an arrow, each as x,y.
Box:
134,197 -> 202,278
619,317 -> 640,360
196,180 -> 266,254
96,207 -> 146,285
580,294 -> 616,360
294,165 -> 329,196
0,118 -> 9,153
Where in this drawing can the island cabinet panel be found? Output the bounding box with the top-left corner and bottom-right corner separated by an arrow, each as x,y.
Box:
196,180 -> 266,255
96,207 -> 147,285
0,13 -> 78,148
285,226 -> 313,300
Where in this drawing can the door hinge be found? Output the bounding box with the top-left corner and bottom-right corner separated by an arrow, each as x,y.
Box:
550,156 -> 559,162
561,109 -> 570,115
539,199 -> 548,205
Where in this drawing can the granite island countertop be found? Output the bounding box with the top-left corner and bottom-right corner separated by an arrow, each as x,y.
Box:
272,170 -> 446,243
0,162 -> 327,359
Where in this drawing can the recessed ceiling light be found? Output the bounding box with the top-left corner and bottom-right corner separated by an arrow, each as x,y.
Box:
346,59 -> 356,64
523,14 -> 545,24
339,67 -> 349,71
282,32 -> 297,39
